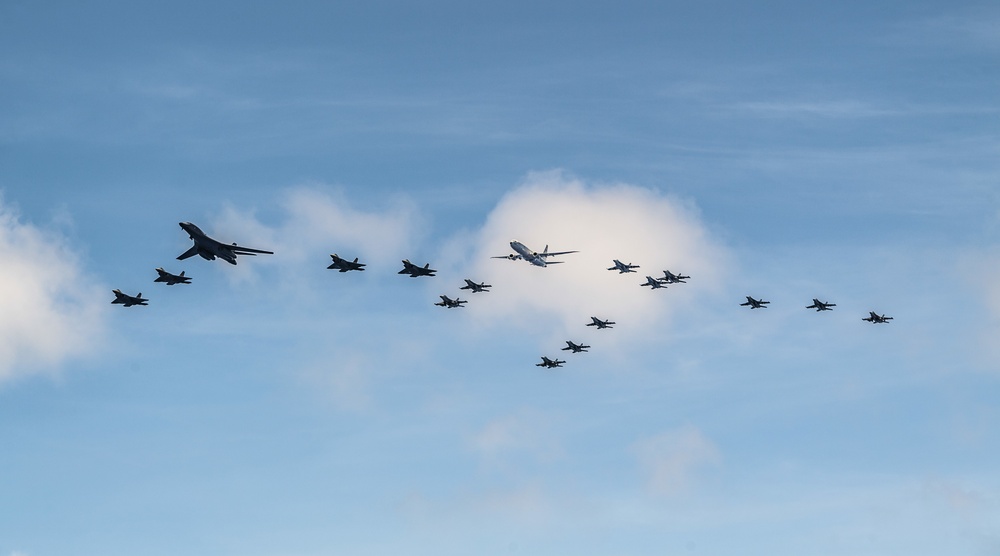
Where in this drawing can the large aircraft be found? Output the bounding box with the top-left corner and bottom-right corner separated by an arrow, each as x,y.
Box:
398,259 -> 437,277
607,259 -> 640,273
806,298 -> 836,311
640,276 -> 668,289
434,295 -> 467,308
536,356 -> 566,368
492,240 -> 578,267
740,296 -> 770,309
862,311 -> 893,324
460,279 -> 492,293
587,316 -> 615,329
660,270 -> 690,284
112,289 -> 148,307
154,267 -> 191,285
327,254 -> 366,272
176,222 -> 274,265
561,341 -> 590,353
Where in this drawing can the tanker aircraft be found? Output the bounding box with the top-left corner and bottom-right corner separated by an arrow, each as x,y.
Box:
806,299 -> 836,311
327,254 -> 366,272
862,311 -> 893,324
177,222 -> 274,265
608,259 -> 640,273
154,268 -> 191,285
740,296 -> 770,309
492,240 -> 578,267
112,289 -> 148,307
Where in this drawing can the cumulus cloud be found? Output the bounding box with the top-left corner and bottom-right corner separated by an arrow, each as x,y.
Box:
0,200 -> 106,384
632,425 -> 720,497
450,171 -> 730,343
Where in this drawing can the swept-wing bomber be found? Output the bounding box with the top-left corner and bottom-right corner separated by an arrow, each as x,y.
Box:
460,279 -> 492,293
806,299 -> 836,311
177,222 -> 274,265
608,259 -> 640,273
398,259 -> 437,277
587,316 -> 615,329
154,267 -> 191,285
536,356 -> 566,368
862,311 -> 893,323
492,240 -> 578,267
640,276 -> 668,289
561,341 -> 590,353
327,254 -> 366,272
434,295 -> 467,308
660,270 -> 690,284
112,289 -> 148,307
740,296 -> 770,309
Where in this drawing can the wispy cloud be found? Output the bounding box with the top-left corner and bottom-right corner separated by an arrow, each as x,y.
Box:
632,425 -> 721,498
0,199 -> 107,385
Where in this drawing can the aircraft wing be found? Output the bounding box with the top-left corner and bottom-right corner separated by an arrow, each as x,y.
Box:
538,250 -> 578,257
229,244 -> 274,255
177,245 -> 199,260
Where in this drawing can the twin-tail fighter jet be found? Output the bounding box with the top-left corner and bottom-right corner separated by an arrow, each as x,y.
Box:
492,240 -> 578,267
460,279 -> 492,293
741,296 -> 770,309
154,268 -> 191,285
536,356 -> 566,368
177,222 -> 274,265
587,316 -> 615,329
659,270 -> 690,284
327,254 -> 366,272
641,276 -> 668,289
399,259 -> 437,277
561,341 -> 590,353
112,289 -> 148,307
434,295 -> 467,308
608,259 -> 640,273
806,299 -> 836,311
862,311 -> 893,324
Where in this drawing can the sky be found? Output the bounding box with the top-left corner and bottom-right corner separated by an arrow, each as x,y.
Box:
1,1 -> 999,554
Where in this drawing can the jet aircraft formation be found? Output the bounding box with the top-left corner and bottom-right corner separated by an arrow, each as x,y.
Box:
113,227 -> 894,369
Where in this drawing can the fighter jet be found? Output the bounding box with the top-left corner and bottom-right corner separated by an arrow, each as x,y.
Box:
608,259 -> 640,273
176,222 -> 274,265
862,311 -> 893,324
327,254 -> 366,272
434,295 -> 467,308
640,276 -> 668,289
536,356 -> 566,368
561,341 -> 590,353
491,240 -> 578,267
398,259 -> 437,277
154,267 -> 191,285
660,270 -> 690,284
112,289 -> 148,307
740,296 -> 770,309
460,279 -> 492,293
587,316 -> 615,329
806,298 -> 836,311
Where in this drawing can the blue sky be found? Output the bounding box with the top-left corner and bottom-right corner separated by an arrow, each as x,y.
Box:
2,1 -> 999,554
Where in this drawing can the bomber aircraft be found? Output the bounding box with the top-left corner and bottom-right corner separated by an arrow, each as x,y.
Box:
112,289 -> 148,307
154,267 -> 191,285
806,299 -> 836,311
608,259 -> 640,273
587,316 -> 615,329
660,270 -> 690,284
177,222 -> 274,265
492,240 -> 578,267
740,296 -> 770,309
862,311 -> 893,324
398,259 -> 437,277
536,356 -> 566,368
460,279 -> 492,293
327,254 -> 366,272
434,295 -> 467,308
640,276 -> 668,289
561,341 -> 590,353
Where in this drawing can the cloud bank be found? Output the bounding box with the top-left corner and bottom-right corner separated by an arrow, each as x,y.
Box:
0,200 -> 106,384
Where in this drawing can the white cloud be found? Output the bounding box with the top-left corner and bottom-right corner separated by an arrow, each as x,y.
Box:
468,409 -> 565,470
632,425 -> 720,497
450,171 -> 730,345
0,200 -> 106,384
